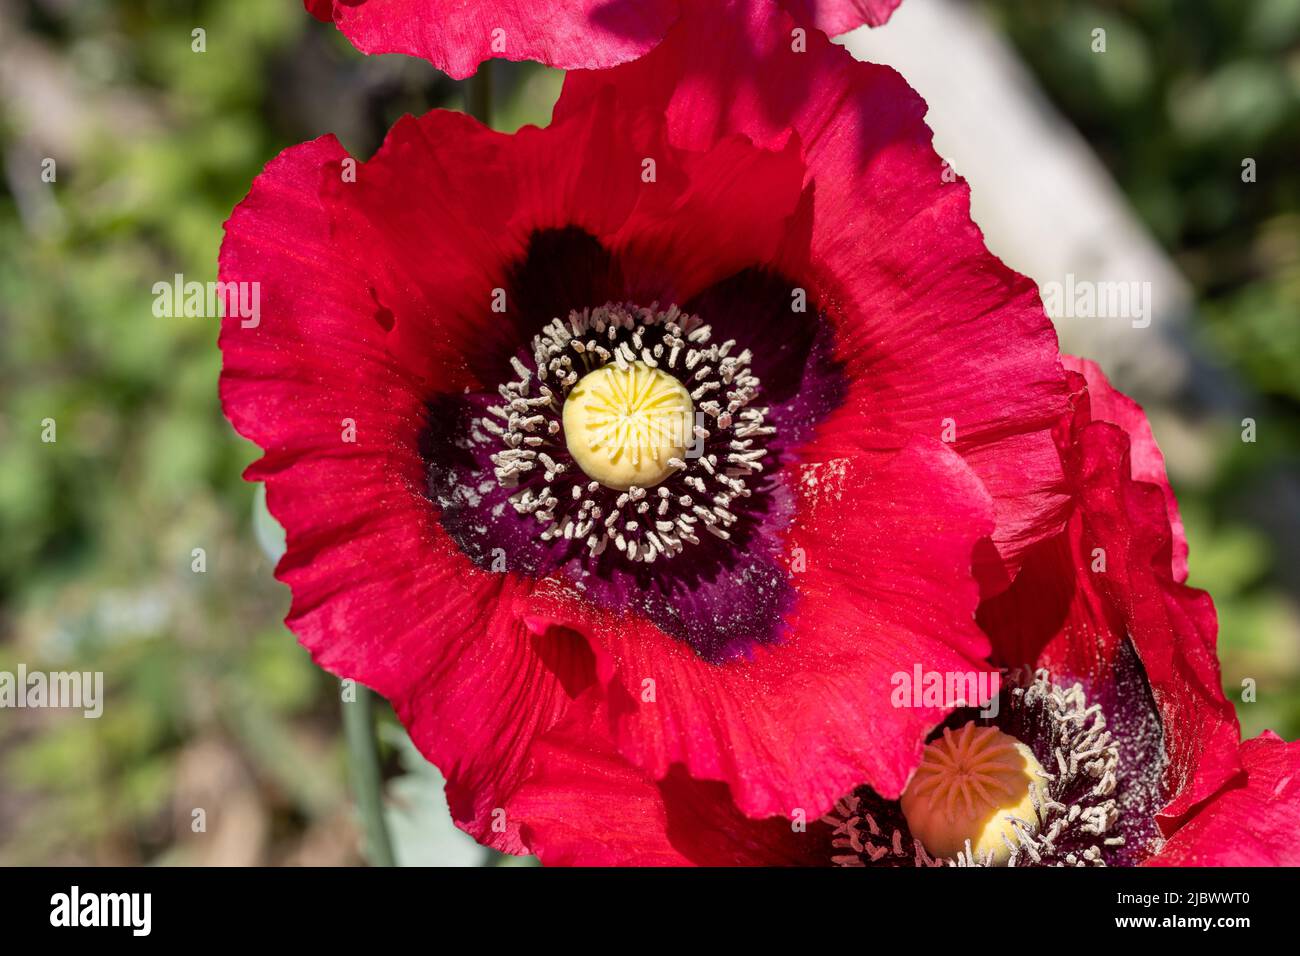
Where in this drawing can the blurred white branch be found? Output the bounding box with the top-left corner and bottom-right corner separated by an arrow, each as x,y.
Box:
844,0 -> 1241,414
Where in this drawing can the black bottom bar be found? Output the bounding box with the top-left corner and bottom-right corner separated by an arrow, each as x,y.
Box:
0,865 -> 1288,941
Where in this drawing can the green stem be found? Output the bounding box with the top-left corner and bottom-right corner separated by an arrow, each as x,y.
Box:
464,61 -> 493,128
343,685 -> 396,867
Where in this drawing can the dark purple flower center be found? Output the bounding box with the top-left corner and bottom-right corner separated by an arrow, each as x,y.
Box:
419,227 -> 846,662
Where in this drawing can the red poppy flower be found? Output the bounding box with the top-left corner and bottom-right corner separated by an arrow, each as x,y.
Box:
303,0 -> 903,79
512,359 -> 1300,866
221,0 -> 1069,851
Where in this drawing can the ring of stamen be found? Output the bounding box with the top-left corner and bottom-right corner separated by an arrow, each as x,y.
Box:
483,302 -> 773,564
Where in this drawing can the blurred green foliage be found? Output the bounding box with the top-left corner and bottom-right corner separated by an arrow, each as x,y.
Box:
0,0 -> 1296,864
1,0 -> 427,864
0,0 -> 556,865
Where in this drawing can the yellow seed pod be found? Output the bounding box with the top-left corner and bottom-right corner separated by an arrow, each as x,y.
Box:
900,722 -> 1051,865
562,361 -> 693,491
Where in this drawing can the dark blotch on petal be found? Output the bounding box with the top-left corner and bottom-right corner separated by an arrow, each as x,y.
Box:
684,268 -> 845,449
1075,636 -> 1168,865
505,227 -> 623,346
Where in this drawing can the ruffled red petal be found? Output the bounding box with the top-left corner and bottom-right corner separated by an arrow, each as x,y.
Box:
305,0 -> 681,79
1063,356 -> 1188,583
513,693 -> 824,866
218,136 -> 606,852
978,359 -> 1240,834
556,0 -> 1070,595
521,436 -> 995,820
1147,732 -> 1300,866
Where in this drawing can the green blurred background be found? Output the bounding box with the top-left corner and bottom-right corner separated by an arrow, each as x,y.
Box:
0,0 -> 1296,864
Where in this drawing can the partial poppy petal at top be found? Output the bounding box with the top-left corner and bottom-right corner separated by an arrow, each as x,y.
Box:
783,0 -> 904,35
304,0 -> 682,79
303,0 -> 905,78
